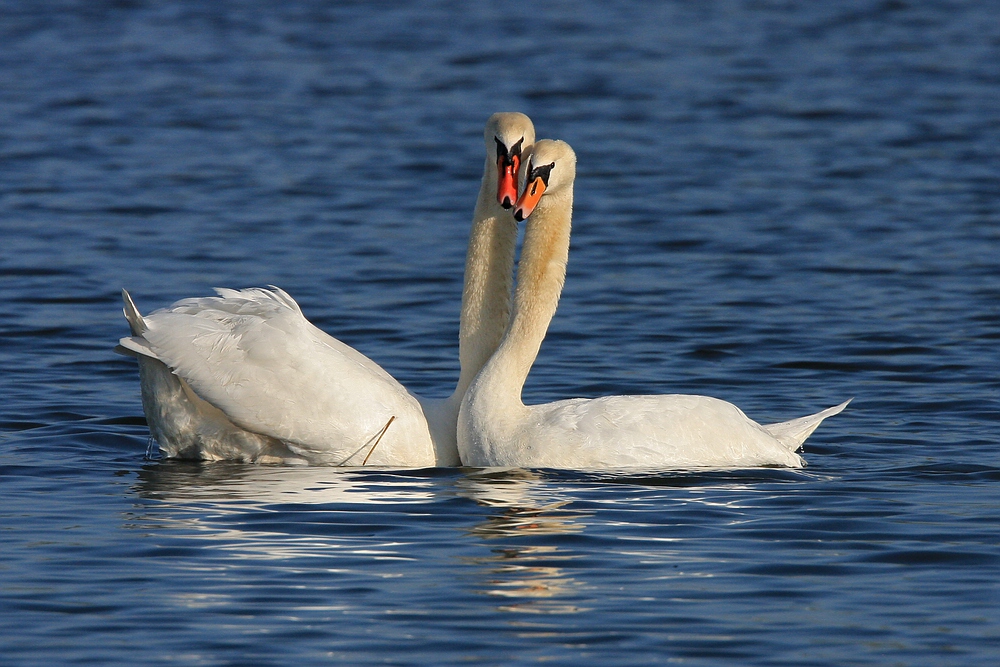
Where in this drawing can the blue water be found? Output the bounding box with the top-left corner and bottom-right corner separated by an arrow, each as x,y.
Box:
2,1 -> 999,664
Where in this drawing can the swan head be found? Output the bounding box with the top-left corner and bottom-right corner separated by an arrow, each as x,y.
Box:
485,112 -> 535,209
512,139 -> 576,222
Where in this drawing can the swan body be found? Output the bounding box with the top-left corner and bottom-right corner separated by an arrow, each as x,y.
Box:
457,139 -> 849,470
118,112 -> 535,466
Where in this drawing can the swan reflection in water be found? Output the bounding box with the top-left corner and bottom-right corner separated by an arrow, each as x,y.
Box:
451,468 -> 815,616
132,459 -> 440,506
455,468 -> 593,615
129,461 -> 441,568
456,468 -> 588,538
129,462 -> 797,620
130,462 -> 596,615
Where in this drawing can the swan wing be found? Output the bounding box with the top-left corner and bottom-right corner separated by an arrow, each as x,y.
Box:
119,288 -> 432,463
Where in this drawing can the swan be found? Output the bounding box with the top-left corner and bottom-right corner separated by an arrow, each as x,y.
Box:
457,139 -> 849,469
117,112 -> 535,466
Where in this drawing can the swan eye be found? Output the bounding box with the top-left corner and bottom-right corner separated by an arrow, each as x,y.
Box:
496,136 -> 527,167
529,161 -> 555,186
494,136 -> 509,162
509,137 -> 524,158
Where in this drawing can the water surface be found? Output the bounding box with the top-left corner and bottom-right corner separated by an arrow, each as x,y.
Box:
2,1 -> 999,665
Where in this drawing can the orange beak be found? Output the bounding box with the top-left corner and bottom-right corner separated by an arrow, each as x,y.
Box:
496,153 -> 520,209
513,176 -> 546,222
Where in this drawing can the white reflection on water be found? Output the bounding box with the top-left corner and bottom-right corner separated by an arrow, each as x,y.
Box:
132,461 -> 440,506
128,462 -> 442,570
131,464 -> 599,615
127,464 -> 798,618
455,468 -> 589,538
471,546 -> 590,615
455,469 -> 594,614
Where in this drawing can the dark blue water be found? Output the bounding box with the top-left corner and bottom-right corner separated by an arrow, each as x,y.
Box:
2,1 -> 999,664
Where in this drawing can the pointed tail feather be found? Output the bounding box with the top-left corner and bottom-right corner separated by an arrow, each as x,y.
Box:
763,399 -> 851,451
115,289 -> 154,358
122,289 -> 146,335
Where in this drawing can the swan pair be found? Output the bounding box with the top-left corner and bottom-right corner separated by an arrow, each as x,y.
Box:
119,116 -> 847,469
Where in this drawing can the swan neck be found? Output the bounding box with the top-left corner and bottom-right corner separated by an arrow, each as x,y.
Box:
483,186 -> 573,404
453,158 -> 517,400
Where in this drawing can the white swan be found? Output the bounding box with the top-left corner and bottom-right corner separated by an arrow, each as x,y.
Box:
457,139 -> 849,469
118,112 -> 535,466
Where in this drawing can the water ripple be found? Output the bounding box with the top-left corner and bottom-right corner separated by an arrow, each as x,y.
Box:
2,0 -> 1000,665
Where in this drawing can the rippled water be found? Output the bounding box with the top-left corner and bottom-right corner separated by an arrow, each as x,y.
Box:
2,1 -> 999,665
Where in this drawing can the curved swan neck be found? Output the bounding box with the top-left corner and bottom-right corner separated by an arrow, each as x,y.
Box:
483,185 -> 574,404
453,158 -> 518,400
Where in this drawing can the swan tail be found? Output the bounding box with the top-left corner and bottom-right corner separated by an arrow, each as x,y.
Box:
122,289 -> 146,335
115,289 -> 156,359
763,399 -> 851,451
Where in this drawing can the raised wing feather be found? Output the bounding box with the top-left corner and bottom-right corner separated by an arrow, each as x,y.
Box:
119,288 -> 429,459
